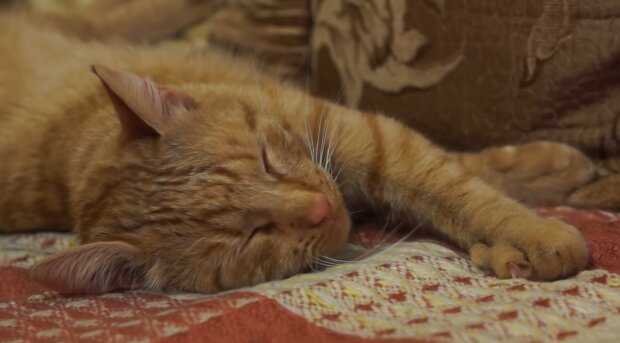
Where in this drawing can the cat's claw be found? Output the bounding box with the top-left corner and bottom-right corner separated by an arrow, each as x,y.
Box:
470,219 -> 588,281
470,242 -> 532,279
508,262 -> 530,279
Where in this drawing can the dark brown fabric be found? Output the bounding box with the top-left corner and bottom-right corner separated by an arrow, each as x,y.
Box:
311,0 -> 620,175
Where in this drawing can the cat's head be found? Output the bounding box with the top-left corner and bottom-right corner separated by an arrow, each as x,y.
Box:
31,66 -> 351,294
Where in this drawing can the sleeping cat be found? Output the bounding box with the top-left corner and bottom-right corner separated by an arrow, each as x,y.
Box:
0,15 -> 591,294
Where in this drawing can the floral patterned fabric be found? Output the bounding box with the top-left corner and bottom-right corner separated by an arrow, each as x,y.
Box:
311,0 -> 620,211
1,207 -> 620,342
311,0 -> 620,160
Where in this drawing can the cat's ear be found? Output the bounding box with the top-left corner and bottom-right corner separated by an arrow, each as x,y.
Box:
91,65 -> 196,141
30,241 -> 145,295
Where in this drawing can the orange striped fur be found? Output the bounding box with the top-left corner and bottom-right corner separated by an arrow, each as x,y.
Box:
0,15 -> 588,294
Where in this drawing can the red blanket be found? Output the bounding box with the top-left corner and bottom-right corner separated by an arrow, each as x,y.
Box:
1,207 -> 619,342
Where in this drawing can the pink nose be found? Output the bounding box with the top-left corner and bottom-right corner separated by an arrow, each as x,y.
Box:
309,195 -> 332,227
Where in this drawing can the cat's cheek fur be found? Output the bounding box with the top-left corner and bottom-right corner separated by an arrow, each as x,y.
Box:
30,241 -> 146,295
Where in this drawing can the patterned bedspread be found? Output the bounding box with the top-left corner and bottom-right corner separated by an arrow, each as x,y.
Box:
1,207 -> 619,342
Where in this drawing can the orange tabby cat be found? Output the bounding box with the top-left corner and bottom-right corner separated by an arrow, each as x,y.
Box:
0,15 -> 589,294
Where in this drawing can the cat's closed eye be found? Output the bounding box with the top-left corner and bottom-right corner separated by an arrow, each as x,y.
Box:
240,223 -> 274,252
261,146 -> 275,175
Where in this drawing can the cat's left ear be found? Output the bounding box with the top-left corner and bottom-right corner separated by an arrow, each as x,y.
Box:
91,65 -> 196,141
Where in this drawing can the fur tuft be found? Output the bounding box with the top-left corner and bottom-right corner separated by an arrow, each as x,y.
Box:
31,242 -> 145,295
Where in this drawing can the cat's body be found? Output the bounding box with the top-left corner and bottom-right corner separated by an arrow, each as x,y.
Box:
0,16 -> 264,234
0,15 -> 590,294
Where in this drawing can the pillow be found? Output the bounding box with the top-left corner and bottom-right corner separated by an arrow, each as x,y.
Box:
310,0 -> 620,168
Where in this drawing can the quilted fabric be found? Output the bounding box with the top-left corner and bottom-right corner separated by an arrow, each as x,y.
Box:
1,207 -> 620,342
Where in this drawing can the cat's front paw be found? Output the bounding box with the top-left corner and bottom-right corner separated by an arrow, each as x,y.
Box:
469,219 -> 589,280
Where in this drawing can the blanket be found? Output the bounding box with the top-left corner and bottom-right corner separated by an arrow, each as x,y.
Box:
1,207 -> 619,342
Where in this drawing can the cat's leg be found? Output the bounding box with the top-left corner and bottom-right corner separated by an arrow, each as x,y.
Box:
322,106 -> 588,280
567,173 -> 620,210
453,141 -> 595,205
33,0 -> 217,42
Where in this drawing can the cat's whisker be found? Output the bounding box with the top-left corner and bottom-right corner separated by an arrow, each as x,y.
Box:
332,157 -> 347,182
314,114 -> 324,166
307,255 -> 338,272
302,85 -> 313,161
324,111 -> 338,173
326,138 -> 338,174
312,260 -> 331,268
304,255 -> 317,273
364,222 -> 421,260
318,256 -> 350,264
325,134 -> 344,179
370,209 -> 395,247
316,255 -> 338,264
354,208 -> 393,251
251,62 -> 268,113
315,95 -> 335,170
375,220 -> 404,248
355,220 -> 407,261
325,108 -> 335,174
303,100 -> 321,165
331,84 -> 346,105
318,114 -> 329,169
314,257 -> 339,267
303,117 -> 316,163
